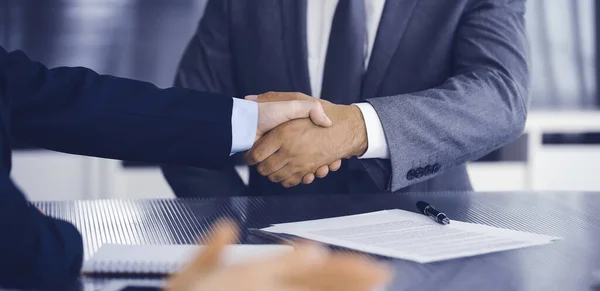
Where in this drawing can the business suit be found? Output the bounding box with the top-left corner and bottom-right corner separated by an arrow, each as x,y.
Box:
0,45 -> 234,289
162,0 -> 529,196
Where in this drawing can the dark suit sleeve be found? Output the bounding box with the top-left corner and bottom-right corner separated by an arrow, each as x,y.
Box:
366,0 -> 529,192
162,0 -> 248,198
0,169 -> 83,289
1,46 -> 233,169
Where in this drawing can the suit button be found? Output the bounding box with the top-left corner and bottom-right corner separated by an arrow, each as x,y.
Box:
406,169 -> 416,180
415,167 -> 424,179
423,165 -> 432,176
433,163 -> 441,173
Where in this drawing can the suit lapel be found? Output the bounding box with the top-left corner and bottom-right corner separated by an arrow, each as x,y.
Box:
280,0 -> 312,95
362,0 -> 419,98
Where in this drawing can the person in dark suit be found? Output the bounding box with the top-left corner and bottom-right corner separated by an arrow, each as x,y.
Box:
0,45 -> 334,290
162,0 -> 529,197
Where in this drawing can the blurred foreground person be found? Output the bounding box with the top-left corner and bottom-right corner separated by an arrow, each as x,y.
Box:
166,220 -> 392,291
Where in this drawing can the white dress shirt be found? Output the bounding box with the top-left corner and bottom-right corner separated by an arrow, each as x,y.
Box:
307,0 -> 390,159
230,98 -> 258,155
232,0 -> 390,158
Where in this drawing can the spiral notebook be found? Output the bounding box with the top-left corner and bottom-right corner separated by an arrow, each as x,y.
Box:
82,244 -> 293,275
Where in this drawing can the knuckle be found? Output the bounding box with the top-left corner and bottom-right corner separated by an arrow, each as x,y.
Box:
283,178 -> 300,188
273,172 -> 288,182
246,152 -> 258,162
256,164 -> 267,176
303,176 -> 314,184
290,165 -> 302,174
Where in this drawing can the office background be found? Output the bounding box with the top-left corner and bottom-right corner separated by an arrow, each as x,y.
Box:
1,0 -> 599,200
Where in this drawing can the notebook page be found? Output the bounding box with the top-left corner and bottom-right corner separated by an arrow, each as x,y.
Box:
83,244 -> 293,274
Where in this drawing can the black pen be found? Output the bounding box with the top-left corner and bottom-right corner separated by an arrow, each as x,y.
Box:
416,201 -> 450,225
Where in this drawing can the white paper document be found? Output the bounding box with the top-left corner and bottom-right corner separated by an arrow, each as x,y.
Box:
261,210 -> 561,263
82,244 -> 293,274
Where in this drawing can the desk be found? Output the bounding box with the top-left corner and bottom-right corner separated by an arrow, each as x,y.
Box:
36,191 -> 600,291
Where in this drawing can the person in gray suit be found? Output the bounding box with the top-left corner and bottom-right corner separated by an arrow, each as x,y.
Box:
162,0 -> 529,197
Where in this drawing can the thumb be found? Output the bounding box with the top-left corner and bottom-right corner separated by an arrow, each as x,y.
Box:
186,219 -> 239,274
256,100 -> 333,136
288,100 -> 333,127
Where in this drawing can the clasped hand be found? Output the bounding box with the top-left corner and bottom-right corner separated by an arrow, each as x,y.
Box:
247,92 -> 368,188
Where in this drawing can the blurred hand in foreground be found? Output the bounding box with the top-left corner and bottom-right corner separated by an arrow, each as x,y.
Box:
164,219 -> 392,291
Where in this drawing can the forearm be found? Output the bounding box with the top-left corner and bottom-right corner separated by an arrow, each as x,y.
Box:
368,68 -> 528,191
3,49 -> 234,169
362,0 -> 528,192
323,104 -> 368,159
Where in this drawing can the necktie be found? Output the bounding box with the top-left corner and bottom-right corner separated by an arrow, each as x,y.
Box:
320,0 -> 367,104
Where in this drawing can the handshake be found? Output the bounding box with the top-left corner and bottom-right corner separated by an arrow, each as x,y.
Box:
248,92 -> 368,188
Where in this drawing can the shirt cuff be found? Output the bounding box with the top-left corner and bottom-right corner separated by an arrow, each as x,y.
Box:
230,98 -> 258,155
353,103 -> 390,159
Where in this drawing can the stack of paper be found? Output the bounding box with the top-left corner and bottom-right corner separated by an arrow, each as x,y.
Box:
260,210 -> 561,263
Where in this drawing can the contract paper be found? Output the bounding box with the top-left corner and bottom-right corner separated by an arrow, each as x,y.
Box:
261,210 -> 561,263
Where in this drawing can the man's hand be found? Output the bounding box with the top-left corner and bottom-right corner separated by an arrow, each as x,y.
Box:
165,219 -> 392,291
246,92 -> 368,188
248,93 -> 343,185
254,99 -> 332,142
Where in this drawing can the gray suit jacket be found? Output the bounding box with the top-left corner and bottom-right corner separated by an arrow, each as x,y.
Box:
162,0 -> 529,197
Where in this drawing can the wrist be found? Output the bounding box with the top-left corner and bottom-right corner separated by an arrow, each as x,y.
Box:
348,105 -> 368,157
326,104 -> 368,158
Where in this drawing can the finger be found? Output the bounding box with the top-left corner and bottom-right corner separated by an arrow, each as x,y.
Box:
304,100 -> 333,128
286,254 -> 393,291
302,173 -> 315,184
268,165 -> 297,183
282,173 -> 304,188
328,160 -> 342,172
315,165 -> 329,179
328,256 -> 393,291
256,152 -> 288,176
245,134 -> 282,166
186,219 -> 239,274
254,243 -> 329,275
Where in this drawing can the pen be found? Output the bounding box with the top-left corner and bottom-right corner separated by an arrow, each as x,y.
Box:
416,201 -> 450,225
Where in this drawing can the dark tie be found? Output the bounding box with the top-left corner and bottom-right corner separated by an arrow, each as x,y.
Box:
319,0 -> 368,192
320,0 -> 367,104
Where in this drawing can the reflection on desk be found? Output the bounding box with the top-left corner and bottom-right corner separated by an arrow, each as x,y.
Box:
35,191 -> 600,291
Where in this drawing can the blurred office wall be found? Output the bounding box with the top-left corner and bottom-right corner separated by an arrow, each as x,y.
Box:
2,0 -> 208,200
527,0 -> 596,109
3,0 -> 595,110
1,0 -> 207,86
1,0 -> 599,198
